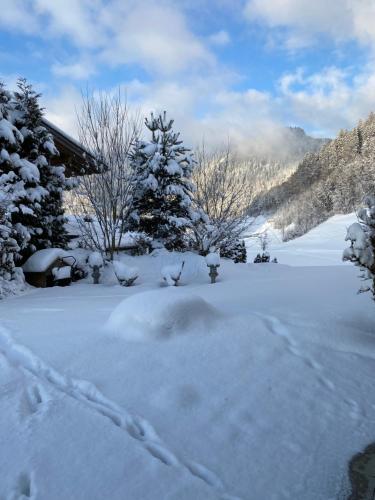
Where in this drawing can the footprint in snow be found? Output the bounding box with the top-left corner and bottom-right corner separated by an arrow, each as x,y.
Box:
11,473 -> 35,499
145,442 -> 179,466
26,384 -> 48,415
317,376 -> 335,391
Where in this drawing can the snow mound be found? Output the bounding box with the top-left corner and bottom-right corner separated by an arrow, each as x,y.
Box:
106,289 -> 218,341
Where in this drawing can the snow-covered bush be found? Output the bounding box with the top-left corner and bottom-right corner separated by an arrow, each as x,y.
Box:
0,267 -> 25,300
129,112 -> 198,251
343,196 -> 375,298
113,261 -> 139,286
0,198 -> 25,298
220,238 -> 247,263
161,261 -> 185,286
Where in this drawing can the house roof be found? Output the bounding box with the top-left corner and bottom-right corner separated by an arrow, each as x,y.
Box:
41,118 -> 99,177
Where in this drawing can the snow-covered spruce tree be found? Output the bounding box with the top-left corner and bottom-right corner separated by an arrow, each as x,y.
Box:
13,78 -> 69,257
0,81 -> 25,294
129,112 -> 197,251
220,238 -> 247,263
343,196 -> 375,299
0,81 -> 26,257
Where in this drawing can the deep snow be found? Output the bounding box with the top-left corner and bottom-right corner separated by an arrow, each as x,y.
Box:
0,214 -> 375,500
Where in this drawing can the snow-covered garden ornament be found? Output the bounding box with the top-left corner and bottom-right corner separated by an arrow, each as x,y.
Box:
88,252 -> 104,284
206,252 -> 220,284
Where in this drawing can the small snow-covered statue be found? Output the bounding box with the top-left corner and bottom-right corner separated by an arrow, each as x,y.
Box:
205,251 -> 220,284
88,252 -> 104,284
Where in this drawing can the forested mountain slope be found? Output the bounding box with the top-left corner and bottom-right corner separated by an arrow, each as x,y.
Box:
252,113 -> 375,240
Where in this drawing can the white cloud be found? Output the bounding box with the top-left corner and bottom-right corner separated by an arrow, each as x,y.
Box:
244,0 -> 375,50
99,2 -> 214,75
278,65 -> 375,135
0,0 -> 215,77
43,85 -> 82,138
0,0 -> 40,34
208,30 -> 231,46
51,59 -> 96,80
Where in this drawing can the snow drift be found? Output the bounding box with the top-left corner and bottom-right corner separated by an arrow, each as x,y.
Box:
106,289 -> 218,341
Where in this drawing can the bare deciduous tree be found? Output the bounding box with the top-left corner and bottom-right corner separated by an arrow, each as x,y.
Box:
191,144 -> 254,254
72,90 -> 141,259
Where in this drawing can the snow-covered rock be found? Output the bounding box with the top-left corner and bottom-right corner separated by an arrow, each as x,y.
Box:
106,289 -> 217,341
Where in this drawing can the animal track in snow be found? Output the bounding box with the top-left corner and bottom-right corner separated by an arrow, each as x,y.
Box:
0,327 -> 239,499
256,313 -> 337,395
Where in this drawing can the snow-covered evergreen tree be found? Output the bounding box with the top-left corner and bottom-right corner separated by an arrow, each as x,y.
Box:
220,238 -> 247,263
0,81 -> 24,294
343,196 -> 375,299
13,78 -> 69,256
129,112 -> 197,250
0,81 -> 24,256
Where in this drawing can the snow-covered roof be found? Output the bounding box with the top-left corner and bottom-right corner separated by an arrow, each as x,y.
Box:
23,248 -> 67,273
41,118 -> 100,177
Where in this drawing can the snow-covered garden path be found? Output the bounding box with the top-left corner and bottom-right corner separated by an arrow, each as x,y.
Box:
1,245 -> 375,499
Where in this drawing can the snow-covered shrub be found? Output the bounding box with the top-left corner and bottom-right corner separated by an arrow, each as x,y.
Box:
161,261 -> 185,286
343,196 -> 375,298
131,232 -> 152,255
113,261 -> 139,286
0,198 -> 25,298
129,112 -> 198,251
0,267 -> 26,299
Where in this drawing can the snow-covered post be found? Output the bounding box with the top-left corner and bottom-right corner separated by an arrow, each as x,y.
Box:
205,252 -> 220,284
88,252 -> 104,284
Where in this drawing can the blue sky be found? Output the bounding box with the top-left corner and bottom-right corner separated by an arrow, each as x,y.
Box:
1,0 -> 375,153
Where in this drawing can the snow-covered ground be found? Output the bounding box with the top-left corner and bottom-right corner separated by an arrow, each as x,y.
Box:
1,215 -> 375,500
245,213 -> 357,266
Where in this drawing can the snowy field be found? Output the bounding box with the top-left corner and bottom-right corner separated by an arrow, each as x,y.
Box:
1,215 -> 375,500
245,213 -> 358,266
